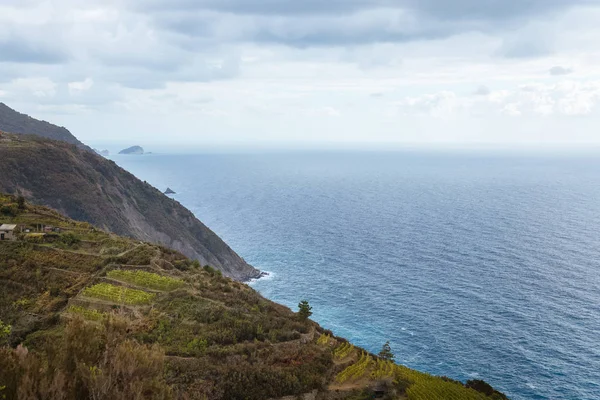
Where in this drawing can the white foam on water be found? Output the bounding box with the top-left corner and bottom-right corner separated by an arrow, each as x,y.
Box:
247,271 -> 275,285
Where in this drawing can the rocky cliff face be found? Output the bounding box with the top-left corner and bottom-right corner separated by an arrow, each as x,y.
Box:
0,134 -> 260,280
0,102 -> 92,152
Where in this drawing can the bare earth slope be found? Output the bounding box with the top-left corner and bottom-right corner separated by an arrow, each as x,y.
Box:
0,102 -> 92,152
0,134 -> 260,280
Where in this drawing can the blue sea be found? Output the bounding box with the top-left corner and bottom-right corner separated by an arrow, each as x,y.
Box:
112,150 -> 600,400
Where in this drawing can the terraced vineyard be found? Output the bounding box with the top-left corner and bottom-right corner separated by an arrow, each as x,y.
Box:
326,339 -> 505,399
333,341 -> 354,359
106,269 -> 184,291
67,305 -> 106,321
396,366 -> 492,400
371,359 -> 395,379
81,283 -> 155,305
336,352 -> 373,383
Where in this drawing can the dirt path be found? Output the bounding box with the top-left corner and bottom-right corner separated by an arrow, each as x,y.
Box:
115,242 -> 145,258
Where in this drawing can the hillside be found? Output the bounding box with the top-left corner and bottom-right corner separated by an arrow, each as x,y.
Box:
0,133 -> 259,281
0,194 -> 508,400
0,103 -> 91,152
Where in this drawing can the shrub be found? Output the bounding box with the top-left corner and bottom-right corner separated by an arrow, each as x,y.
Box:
0,205 -> 16,217
68,306 -> 106,321
185,338 -> 208,356
0,320 -> 11,346
16,196 -> 26,210
60,232 -> 80,247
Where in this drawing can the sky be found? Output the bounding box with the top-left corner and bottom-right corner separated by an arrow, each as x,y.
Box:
1,0 -> 600,150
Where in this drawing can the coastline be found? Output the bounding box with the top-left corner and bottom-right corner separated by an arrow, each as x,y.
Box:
245,270 -> 271,283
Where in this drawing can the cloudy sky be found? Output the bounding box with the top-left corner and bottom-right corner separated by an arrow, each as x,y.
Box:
2,0 -> 600,149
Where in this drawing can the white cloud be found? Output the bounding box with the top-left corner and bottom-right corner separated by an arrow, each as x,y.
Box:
394,91 -> 462,118
10,77 -> 57,98
549,66 -> 573,76
68,78 -> 94,94
474,85 -> 491,96
384,80 -> 600,120
1,1 -> 600,146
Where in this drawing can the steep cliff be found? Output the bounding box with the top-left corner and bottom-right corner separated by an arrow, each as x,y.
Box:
0,133 -> 260,280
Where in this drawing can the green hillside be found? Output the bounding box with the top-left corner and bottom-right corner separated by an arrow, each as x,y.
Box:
0,194 -> 507,400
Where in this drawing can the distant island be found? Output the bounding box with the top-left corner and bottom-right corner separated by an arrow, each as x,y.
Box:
164,187 -> 176,195
119,145 -> 144,155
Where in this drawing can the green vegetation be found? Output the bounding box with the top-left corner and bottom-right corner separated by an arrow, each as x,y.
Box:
378,340 -> 395,362
397,365 -> 493,400
203,264 -> 222,276
67,305 -> 106,321
16,195 -> 25,210
0,195 -> 509,400
0,316 -> 171,400
336,352 -> 373,383
334,342 -> 355,359
59,232 -> 81,247
371,359 -> 396,379
298,299 -> 313,320
317,333 -> 331,345
107,269 -> 184,291
82,283 -> 155,305
0,320 -> 10,346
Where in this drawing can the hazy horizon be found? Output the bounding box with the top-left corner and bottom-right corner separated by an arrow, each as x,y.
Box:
92,139 -> 600,155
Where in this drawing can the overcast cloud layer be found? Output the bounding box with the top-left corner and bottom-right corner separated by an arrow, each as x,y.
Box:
1,0 -> 600,149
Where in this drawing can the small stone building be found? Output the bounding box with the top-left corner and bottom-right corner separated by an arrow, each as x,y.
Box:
0,224 -> 17,241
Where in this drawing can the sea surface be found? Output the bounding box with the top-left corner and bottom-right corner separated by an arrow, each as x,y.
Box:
112,150 -> 600,400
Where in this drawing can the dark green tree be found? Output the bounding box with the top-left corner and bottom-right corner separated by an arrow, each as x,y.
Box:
297,300 -> 313,320
378,341 -> 395,362
16,196 -> 25,210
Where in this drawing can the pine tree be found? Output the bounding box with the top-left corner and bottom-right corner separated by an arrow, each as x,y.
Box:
297,300 -> 313,320
378,341 -> 395,362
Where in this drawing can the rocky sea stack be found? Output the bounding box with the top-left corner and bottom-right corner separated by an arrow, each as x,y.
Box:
119,145 -> 144,155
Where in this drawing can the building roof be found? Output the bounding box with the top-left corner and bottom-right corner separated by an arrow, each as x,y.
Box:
0,224 -> 17,231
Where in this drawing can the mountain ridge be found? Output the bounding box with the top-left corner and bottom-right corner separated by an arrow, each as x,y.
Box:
0,103 -> 259,280
0,132 -> 259,280
0,102 -> 92,152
